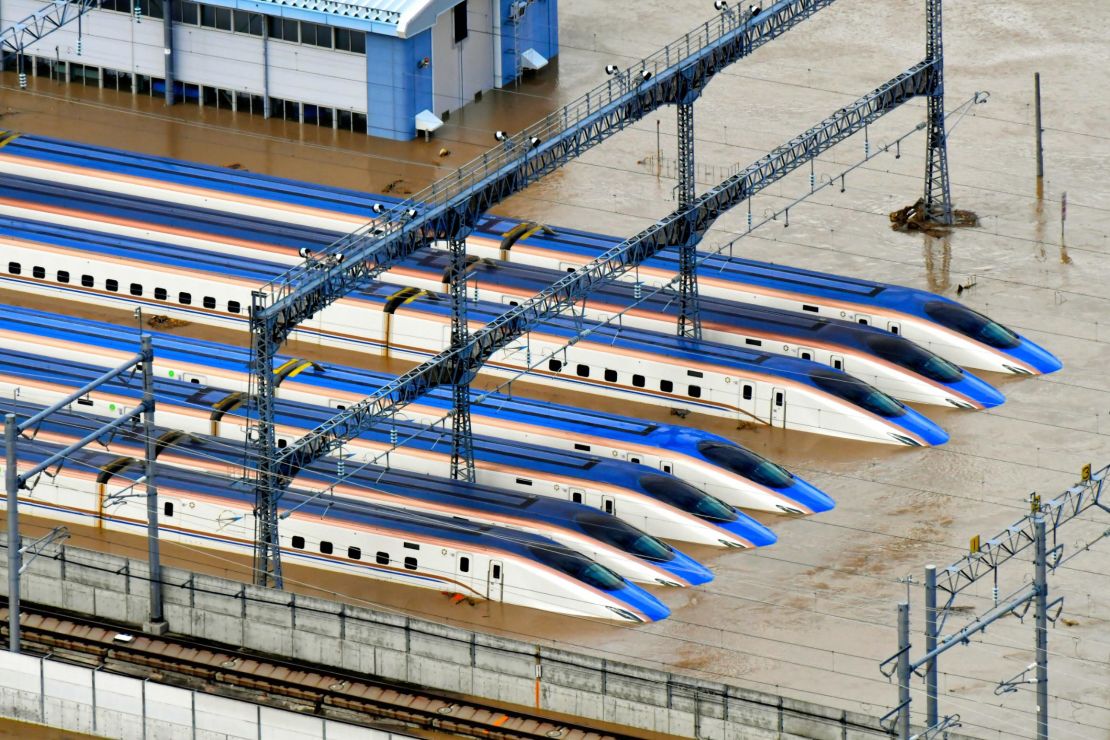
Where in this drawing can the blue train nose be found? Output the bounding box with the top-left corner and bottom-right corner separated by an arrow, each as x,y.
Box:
719,510 -> 777,548
659,546 -> 714,586
779,476 -> 835,515
892,406 -> 949,447
1008,337 -> 1063,375
949,371 -> 1005,409
610,582 -> 672,622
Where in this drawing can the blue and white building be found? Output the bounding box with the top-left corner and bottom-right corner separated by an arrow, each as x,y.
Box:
1,0 -> 558,139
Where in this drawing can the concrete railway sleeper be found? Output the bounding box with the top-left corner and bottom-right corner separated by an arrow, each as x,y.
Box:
0,601 -> 631,740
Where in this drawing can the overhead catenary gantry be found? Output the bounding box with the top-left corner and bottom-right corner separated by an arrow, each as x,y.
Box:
248,0 -> 845,587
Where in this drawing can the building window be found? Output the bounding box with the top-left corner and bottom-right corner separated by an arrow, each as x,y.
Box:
130,283 -> 143,296
604,369 -> 618,382
548,359 -> 562,372
576,364 -> 590,378
154,287 -> 167,300
348,546 -> 362,560
404,557 -> 418,570
291,536 -> 305,549
82,274 -> 94,287
228,300 -> 241,314
203,296 -> 216,309
453,0 -> 469,43
172,0 -> 199,24
57,270 -> 70,284
376,551 -> 389,565
32,266 -> 45,279
267,16 -> 299,42
660,379 -> 673,393
136,0 -> 164,19
179,292 -> 192,305
688,385 -> 702,398
320,541 -> 333,555
7,262 -> 20,275
334,27 -> 365,54
300,21 -> 333,48
106,279 -> 119,292
201,5 -> 232,30
163,502 -> 173,517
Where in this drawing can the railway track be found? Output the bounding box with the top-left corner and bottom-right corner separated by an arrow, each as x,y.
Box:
1,602 -> 632,740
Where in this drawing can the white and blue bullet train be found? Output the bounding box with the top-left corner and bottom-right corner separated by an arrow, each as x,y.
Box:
0,132 -> 1060,375
0,439 -> 671,623
0,349 -> 775,551
0,173 -> 1002,411
0,218 -> 948,448
0,306 -> 835,516
0,397 -> 713,589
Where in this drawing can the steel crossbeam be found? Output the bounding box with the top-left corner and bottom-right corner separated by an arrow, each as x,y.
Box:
247,0 -> 842,586
934,465 -> 1108,600
268,63 -> 934,484
0,0 -> 101,56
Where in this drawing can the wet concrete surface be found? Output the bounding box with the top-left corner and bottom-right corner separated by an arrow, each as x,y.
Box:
2,1 -> 1110,737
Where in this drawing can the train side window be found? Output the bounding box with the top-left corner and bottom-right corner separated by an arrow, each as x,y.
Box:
574,443 -> 590,452
277,438 -> 288,448
163,502 -> 173,517
660,379 -> 674,393
154,287 -> 167,300
404,557 -> 418,570
688,385 -> 702,398
376,551 -> 389,565
57,271 -> 70,284
7,262 -> 19,275
77,397 -> 93,407
548,359 -> 562,372
404,542 -> 420,550
515,477 -> 533,486
292,536 -> 305,549
858,318 -> 869,326
571,491 -> 583,504
661,463 -> 672,474
802,304 -> 818,313
632,374 -> 645,388
742,384 -> 753,401
32,266 -> 45,279
203,296 -> 216,309
459,557 -> 470,573
348,546 -> 362,560
81,274 -> 94,287
687,370 -> 703,378
800,351 -> 812,361
179,292 -> 192,305
629,456 -> 641,464
890,325 -> 900,335
576,364 -> 590,378
745,338 -> 762,347
320,541 -> 333,554
228,300 -> 241,314
604,369 -> 618,382
130,283 -> 143,296
106,279 -> 119,292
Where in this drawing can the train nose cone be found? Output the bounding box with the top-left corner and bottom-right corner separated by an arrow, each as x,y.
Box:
1009,338 -> 1063,375
778,477 -> 835,515
661,547 -> 714,586
896,407 -> 949,447
720,511 -> 778,548
610,583 -> 672,622
953,372 -> 1006,409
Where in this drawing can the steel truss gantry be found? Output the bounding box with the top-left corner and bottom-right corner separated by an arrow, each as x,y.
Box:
254,62 -> 935,586
0,0 -> 100,58
922,0 -> 952,223
248,0 -> 844,587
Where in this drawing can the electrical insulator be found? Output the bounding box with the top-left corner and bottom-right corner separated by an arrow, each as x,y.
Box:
134,4 -> 142,22
18,72 -> 27,89
77,37 -> 83,55
389,426 -> 398,446
634,282 -> 642,300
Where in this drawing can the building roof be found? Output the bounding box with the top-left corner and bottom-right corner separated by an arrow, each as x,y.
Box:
231,0 -> 462,37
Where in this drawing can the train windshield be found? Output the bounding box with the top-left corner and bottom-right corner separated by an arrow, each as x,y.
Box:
809,368 -> 906,418
574,512 -> 675,562
527,545 -> 626,591
922,301 -> 1021,349
638,474 -> 739,522
696,441 -> 794,489
862,335 -> 964,383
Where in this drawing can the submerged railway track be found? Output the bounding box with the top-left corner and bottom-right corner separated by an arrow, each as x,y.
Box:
0,601 -> 631,740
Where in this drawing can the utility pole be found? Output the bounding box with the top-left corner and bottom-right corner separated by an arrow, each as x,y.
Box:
1033,514 -> 1048,740
1034,72 -> 1043,199
140,335 -> 165,631
5,414 -> 20,654
924,564 -> 938,728
896,602 -> 911,738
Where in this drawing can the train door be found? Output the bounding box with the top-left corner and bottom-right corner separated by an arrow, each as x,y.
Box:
770,388 -> 786,427
601,496 -> 616,515
796,347 -> 815,362
855,314 -> 872,326
886,321 -> 901,335
487,560 -> 504,601
830,355 -> 845,371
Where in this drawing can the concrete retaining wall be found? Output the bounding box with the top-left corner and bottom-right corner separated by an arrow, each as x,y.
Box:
0,536 -> 947,739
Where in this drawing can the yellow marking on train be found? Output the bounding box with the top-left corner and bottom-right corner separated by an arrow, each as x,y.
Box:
0,130 -> 21,148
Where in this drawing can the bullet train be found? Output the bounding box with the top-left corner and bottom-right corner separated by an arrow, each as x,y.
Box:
0,348 -> 775,549
0,306 -> 835,515
0,218 -> 948,447
0,132 -> 1058,376
1,439 -> 671,622
0,173 -> 1004,412
0,398 -> 713,588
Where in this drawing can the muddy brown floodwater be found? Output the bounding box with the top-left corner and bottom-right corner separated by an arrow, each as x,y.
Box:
3,1 -> 1110,738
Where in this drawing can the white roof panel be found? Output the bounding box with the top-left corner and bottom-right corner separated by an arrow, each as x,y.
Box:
242,0 -> 460,37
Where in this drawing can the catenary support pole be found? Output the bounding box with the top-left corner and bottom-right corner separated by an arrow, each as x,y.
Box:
897,601 -> 910,738
1034,514 -> 1048,740
162,0 -> 174,105
5,413 -> 20,653
922,0 -> 953,224
924,564 -> 938,728
140,335 -> 164,626
676,100 -> 701,339
448,238 -> 475,482
1034,72 -> 1043,198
